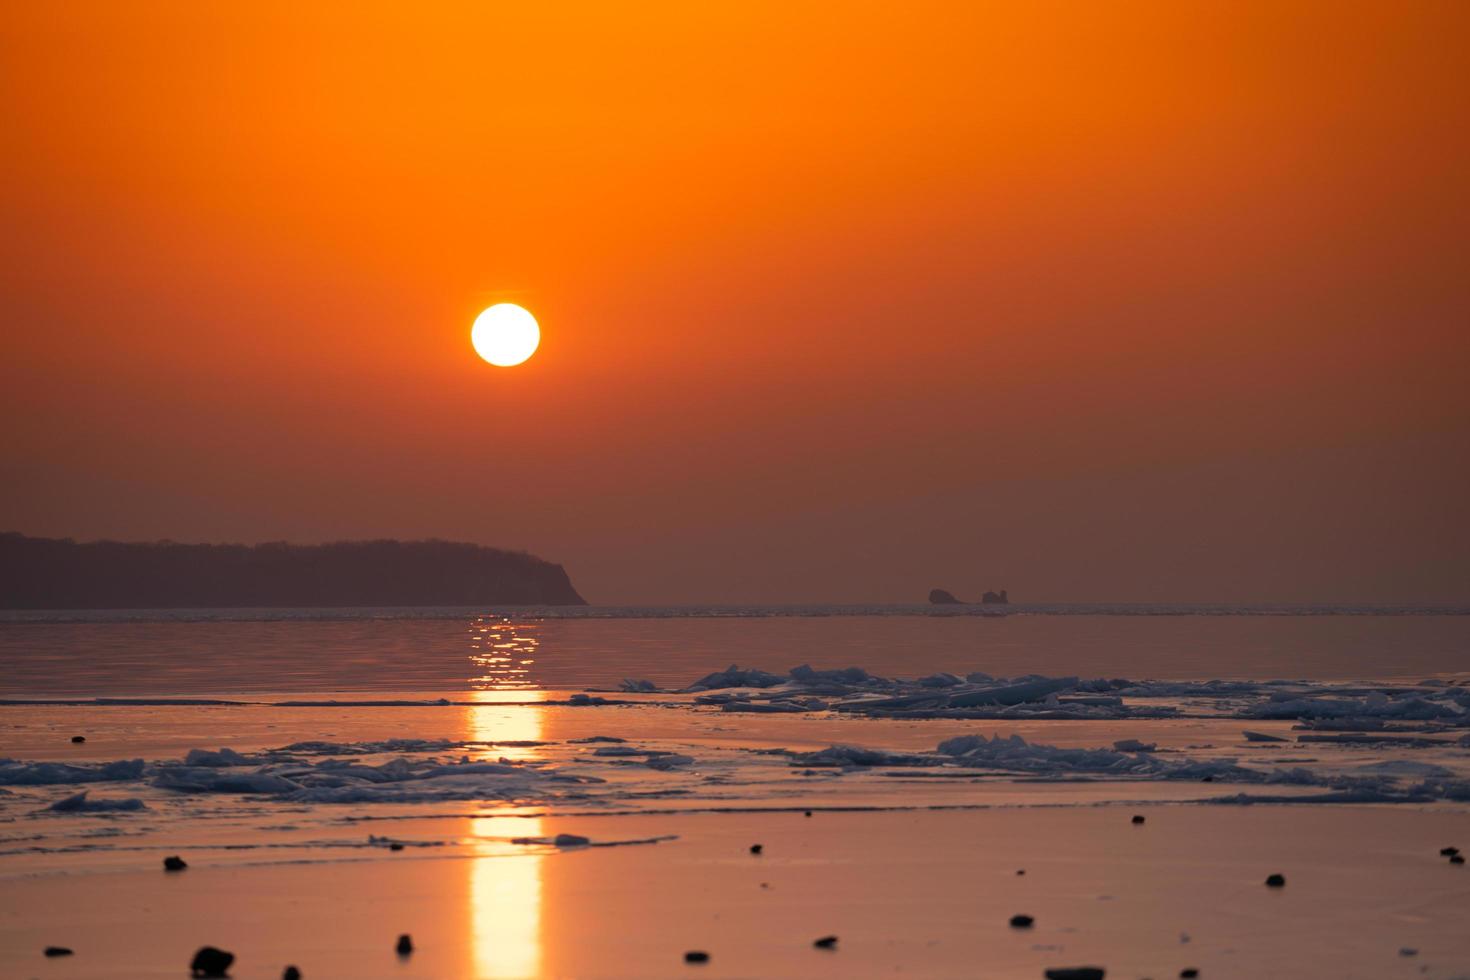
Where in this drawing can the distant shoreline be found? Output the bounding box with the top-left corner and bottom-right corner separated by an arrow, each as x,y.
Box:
0,532 -> 587,610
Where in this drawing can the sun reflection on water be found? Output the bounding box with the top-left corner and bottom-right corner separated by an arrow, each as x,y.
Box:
468,615 -> 541,691
465,615 -> 547,977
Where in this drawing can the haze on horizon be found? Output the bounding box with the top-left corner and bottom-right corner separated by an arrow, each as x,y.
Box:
2,3 -> 1466,606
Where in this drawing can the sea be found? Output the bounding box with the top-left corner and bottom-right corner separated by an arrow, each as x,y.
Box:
3,603 -> 1467,697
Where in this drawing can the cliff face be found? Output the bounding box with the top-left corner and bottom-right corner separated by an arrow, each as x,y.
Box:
0,533 -> 587,609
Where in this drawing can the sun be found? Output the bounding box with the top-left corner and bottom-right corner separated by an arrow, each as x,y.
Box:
471,303 -> 540,367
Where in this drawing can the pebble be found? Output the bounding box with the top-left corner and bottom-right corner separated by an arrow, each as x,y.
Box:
1010,914 -> 1035,928
43,946 -> 74,957
804,810 -> 812,817
1441,846 -> 1460,857
163,855 -> 188,872
1399,948 -> 1419,957
70,736 -> 86,743
813,935 -> 838,949
1016,869 -> 1026,876
750,844 -> 763,855
1044,968 -> 1105,980
685,950 -> 710,963
395,934 -> 413,955
1451,854 -> 1466,865
284,968 -> 302,980
1131,815 -> 1145,824
189,946 -> 234,978
1265,873 -> 1286,887
1180,969 -> 1200,978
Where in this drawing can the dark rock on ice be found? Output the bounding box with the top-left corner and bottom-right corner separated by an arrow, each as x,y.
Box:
1265,873 -> 1286,887
684,950 -> 710,963
1044,968 -> 1104,980
804,810 -> 812,817
1180,970 -> 1199,978
44,946 -> 74,957
554,834 -> 591,847
164,855 -> 188,871
283,968 -> 302,980
189,946 -> 234,977
1242,730 -> 1287,743
1441,846 -> 1460,856
389,842 -> 404,851
70,736 -> 85,743
1451,854 -> 1466,865
813,935 -> 838,948
1009,914 -> 1034,928
1131,815 -> 1146,825
750,844 -> 763,855
395,934 -> 413,955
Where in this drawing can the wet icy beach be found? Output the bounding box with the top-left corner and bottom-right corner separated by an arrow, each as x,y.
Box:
4,610 -> 1470,977
5,662 -> 1470,977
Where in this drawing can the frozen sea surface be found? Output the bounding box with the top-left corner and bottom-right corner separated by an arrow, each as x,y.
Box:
3,611 -> 1469,977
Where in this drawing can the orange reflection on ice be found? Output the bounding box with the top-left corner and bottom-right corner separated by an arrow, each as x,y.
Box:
464,645 -> 548,977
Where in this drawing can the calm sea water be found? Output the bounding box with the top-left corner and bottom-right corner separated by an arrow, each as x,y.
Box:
2,604 -> 1467,697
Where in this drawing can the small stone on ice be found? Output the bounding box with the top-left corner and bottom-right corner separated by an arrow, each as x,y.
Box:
750,844 -> 763,855
804,810 -> 812,817
284,968 -> 302,980
44,946 -> 74,957
553,834 -> 590,847
685,950 -> 710,963
1180,969 -> 1200,978
70,736 -> 85,743
1451,855 -> 1466,865
1265,873 -> 1286,887
813,935 -> 838,949
189,946 -> 234,978
1131,815 -> 1146,825
1010,914 -> 1034,928
164,855 -> 188,872
1016,869 -> 1026,876
1399,948 -> 1419,957
1440,846 -> 1459,857
1044,968 -> 1105,980
395,934 -> 414,955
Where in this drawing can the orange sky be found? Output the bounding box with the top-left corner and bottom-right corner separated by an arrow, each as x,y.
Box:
2,1 -> 1467,603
